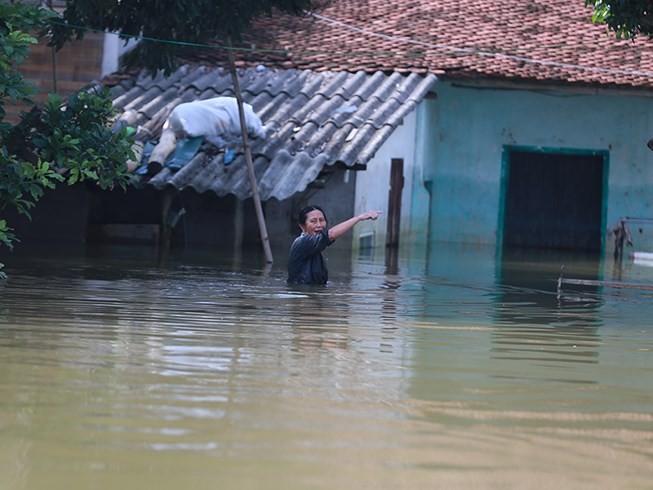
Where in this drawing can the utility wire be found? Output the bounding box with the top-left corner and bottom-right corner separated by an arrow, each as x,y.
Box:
309,11 -> 653,79
47,10 -> 653,79
48,19 -> 420,58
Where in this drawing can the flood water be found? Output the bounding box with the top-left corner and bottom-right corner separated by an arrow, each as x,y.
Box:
0,243 -> 651,489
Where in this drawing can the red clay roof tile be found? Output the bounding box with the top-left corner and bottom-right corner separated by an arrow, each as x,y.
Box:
185,0 -> 653,89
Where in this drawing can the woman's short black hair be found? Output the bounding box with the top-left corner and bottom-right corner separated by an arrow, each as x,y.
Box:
298,204 -> 327,225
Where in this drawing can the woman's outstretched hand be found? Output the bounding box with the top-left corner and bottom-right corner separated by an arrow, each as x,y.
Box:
359,210 -> 382,221
329,210 -> 383,241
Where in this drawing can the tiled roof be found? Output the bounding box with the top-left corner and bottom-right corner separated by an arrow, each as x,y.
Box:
107,66 -> 436,200
105,0 -> 653,201
187,0 -> 653,89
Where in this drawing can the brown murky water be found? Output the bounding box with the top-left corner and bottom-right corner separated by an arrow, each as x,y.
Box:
0,244 -> 651,489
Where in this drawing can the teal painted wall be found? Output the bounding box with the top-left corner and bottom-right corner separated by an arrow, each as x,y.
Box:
414,82 -> 653,253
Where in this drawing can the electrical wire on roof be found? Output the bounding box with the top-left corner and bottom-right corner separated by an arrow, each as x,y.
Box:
46,11 -> 653,80
308,11 -> 653,79
47,19 -> 423,58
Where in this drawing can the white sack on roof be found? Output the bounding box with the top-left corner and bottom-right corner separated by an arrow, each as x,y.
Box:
148,96 -> 266,168
165,96 -> 265,147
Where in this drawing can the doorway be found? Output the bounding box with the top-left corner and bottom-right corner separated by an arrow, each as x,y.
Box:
501,148 -> 607,252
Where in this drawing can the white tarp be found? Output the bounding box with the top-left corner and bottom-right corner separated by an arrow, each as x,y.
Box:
146,96 -> 267,168
164,96 -> 266,148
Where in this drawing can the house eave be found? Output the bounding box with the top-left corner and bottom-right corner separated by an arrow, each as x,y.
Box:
445,77 -> 653,98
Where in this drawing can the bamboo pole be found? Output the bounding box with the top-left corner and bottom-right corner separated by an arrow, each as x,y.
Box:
227,38 -> 274,264
557,266 -> 653,292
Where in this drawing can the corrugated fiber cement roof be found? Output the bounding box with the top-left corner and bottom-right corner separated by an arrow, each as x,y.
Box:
107,66 -> 437,200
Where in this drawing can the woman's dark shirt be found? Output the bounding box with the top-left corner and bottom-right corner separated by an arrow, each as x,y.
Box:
287,229 -> 334,285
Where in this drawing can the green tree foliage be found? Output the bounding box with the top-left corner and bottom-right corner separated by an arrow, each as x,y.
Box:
0,2 -> 132,256
586,0 -> 653,39
49,0 -> 317,74
1,0 -> 317,263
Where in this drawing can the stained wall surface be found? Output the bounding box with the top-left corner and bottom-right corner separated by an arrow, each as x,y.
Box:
416,82 -> 653,254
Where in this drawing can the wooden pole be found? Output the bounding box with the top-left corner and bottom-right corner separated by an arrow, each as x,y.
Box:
161,188 -> 173,251
227,38 -> 274,264
233,197 -> 244,264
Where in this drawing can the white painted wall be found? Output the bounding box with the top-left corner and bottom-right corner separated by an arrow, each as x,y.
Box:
101,33 -> 140,77
353,110 -> 418,253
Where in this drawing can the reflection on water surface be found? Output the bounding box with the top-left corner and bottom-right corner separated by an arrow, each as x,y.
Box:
0,244 -> 651,489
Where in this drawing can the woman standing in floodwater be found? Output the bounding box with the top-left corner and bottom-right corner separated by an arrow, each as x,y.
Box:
287,205 -> 382,285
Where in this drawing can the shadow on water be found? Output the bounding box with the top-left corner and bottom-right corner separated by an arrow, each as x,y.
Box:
493,247 -> 603,375
408,245 -> 630,409
413,242 -> 603,322
3,242 -> 276,279
406,243 -> 652,473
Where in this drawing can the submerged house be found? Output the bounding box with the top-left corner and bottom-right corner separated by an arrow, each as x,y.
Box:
13,0 -> 653,263
98,67 -> 435,257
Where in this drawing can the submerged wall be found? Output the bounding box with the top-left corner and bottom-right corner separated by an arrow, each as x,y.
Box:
353,108 -> 421,253
416,81 -> 653,254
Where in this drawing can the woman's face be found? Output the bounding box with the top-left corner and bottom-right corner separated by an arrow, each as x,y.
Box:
300,209 -> 327,235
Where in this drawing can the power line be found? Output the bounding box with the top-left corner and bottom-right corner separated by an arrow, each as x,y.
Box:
309,11 -> 653,79
47,11 -> 653,80
49,19 -> 422,58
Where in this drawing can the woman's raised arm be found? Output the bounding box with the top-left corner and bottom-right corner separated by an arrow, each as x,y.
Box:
328,210 -> 382,241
